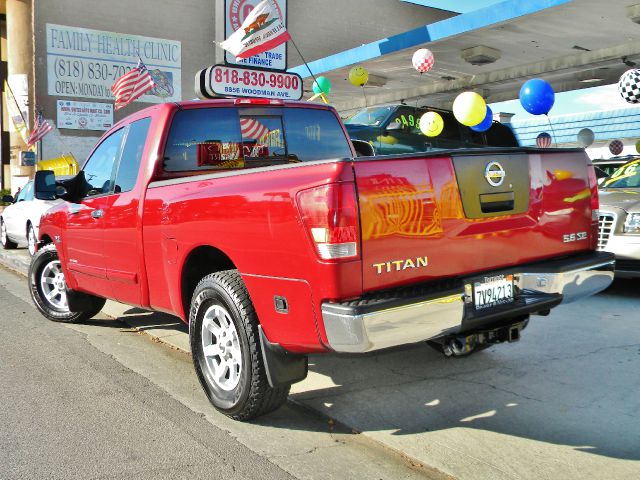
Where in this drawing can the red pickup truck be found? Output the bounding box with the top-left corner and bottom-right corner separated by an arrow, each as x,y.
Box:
29,99 -> 614,421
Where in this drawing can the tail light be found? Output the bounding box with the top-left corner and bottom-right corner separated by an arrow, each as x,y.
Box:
587,164 -> 600,249
234,98 -> 283,105
297,183 -> 359,260
587,164 -> 599,221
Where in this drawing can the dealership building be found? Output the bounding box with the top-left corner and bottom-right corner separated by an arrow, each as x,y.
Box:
0,0 -> 451,191
2,0 -> 640,191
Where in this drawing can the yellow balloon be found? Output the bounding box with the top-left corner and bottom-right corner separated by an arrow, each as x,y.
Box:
419,111 -> 444,137
348,66 -> 369,87
635,140 -> 640,154
452,92 -> 486,127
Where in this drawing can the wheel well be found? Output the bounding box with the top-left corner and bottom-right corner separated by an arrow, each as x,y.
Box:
181,246 -> 236,319
40,234 -> 53,246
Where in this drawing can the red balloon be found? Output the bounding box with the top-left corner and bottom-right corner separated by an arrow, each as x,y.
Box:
412,49 -> 435,73
536,132 -> 552,148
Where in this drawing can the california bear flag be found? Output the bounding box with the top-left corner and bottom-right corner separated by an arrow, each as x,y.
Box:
221,0 -> 291,60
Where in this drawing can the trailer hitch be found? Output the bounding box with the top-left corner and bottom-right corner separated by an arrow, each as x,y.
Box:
429,317 -> 529,357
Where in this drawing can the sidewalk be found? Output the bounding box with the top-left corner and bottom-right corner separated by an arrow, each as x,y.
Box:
2,247 -> 638,480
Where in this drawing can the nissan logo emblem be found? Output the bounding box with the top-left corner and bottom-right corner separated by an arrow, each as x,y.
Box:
485,161 -> 506,187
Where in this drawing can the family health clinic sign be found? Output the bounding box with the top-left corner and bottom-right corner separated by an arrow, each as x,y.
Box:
225,0 -> 287,71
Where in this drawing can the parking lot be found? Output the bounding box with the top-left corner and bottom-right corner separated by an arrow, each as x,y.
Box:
1,248 -> 637,479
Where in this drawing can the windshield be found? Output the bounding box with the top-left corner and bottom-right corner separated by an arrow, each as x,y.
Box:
602,160 -> 640,188
344,106 -> 394,127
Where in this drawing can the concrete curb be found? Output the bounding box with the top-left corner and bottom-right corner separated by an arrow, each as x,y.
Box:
0,248 -> 191,353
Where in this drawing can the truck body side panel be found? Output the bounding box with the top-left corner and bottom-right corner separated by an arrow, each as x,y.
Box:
142,161 -> 362,350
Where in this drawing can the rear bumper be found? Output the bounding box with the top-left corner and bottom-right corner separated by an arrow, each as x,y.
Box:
321,252 -> 615,353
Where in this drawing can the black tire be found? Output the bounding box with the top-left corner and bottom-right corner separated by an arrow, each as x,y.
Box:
27,223 -> 37,256
29,244 -> 106,323
1,218 -> 17,249
189,270 -> 290,421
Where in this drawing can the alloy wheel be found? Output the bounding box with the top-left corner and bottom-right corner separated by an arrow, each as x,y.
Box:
201,304 -> 242,391
39,260 -> 69,311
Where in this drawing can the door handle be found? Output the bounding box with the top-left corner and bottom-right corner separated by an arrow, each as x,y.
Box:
91,209 -> 104,219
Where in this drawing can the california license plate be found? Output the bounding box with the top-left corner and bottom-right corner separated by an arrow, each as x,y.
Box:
473,274 -> 514,310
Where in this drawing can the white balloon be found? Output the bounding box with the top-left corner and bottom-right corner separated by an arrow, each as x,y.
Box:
576,128 -> 594,148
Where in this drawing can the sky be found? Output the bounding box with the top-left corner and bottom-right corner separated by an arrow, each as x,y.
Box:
489,83 -> 640,121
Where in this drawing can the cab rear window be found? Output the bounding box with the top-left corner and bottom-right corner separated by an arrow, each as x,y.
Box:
163,107 -> 352,172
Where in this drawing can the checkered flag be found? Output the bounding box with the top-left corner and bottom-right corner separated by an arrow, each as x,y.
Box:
618,69 -> 640,104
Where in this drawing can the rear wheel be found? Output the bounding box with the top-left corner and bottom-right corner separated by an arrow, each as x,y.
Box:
29,244 -> 105,323
1,218 -> 17,249
27,223 -> 37,256
190,270 -> 290,421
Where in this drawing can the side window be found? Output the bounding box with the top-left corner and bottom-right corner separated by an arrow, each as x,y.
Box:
81,128 -> 125,198
23,181 -> 34,201
164,108 -> 241,172
390,107 -> 420,133
15,183 -> 30,202
114,117 -> 151,193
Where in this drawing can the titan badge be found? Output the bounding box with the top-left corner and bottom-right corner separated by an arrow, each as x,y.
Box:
373,256 -> 429,274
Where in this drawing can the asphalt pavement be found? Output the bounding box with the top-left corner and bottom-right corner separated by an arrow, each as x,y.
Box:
0,252 -> 441,480
1,246 -> 639,479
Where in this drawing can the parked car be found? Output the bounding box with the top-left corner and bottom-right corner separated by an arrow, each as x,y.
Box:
344,104 -> 518,155
598,158 -> 640,277
592,156 -> 639,177
1,180 -> 61,256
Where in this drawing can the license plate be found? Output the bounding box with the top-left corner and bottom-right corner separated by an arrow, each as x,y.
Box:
473,274 -> 514,310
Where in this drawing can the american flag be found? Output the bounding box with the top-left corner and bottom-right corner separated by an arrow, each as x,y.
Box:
111,58 -> 155,111
26,111 -> 53,148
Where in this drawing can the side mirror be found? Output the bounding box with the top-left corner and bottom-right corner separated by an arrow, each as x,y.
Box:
351,139 -> 375,157
385,122 -> 401,132
34,170 -> 58,200
2,194 -> 14,203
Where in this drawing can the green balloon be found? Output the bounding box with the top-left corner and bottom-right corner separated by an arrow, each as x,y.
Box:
312,76 -> 332,94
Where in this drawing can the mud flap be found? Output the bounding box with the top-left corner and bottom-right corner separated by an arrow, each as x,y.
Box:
259,326 -> 308,387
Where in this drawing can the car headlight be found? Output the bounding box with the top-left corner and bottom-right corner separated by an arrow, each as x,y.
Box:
624,213 -> 640,234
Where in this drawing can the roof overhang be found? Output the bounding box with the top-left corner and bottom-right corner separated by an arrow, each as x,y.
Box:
290,0 -> 640,113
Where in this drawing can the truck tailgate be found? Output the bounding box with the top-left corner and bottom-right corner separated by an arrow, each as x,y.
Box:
354,149 -> 596,292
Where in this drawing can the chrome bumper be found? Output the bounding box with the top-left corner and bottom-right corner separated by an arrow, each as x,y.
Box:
322,252 -> 615,353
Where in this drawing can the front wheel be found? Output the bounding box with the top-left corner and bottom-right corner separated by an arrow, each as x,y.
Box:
27,223 -> 37,256
29,244 -> 106,323
190,270 -> 290,421
1,218 -> 17,249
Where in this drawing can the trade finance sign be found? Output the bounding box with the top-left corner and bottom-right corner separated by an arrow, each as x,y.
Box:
46,24 -> 181,103
224,0 -> 287,71
195,64 -> 302,100
56,100 -> 113,131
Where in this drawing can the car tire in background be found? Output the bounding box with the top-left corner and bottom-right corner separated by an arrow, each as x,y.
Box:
29,243 -> 106,323
189,270 -> 290,421
27,223 -> 37,256
1,218 -> 17,249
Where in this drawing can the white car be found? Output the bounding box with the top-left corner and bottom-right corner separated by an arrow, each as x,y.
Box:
1,180 -> 61,256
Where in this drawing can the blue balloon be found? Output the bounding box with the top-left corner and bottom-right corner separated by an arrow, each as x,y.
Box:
519,79 -> 555,115
470,106 -> 493,132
